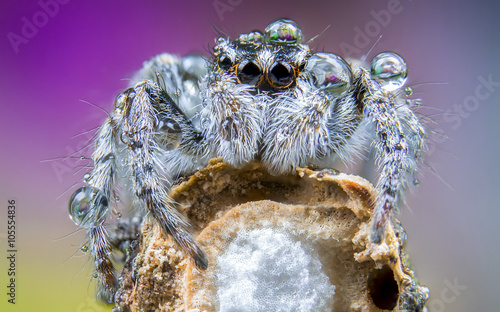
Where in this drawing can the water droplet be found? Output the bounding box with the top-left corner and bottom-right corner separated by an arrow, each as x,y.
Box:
81,245 -> 88,252
120,132 -> 130,145
116,212 -> 122,219
264,19 -> 303,45
80,156 -> 86,160
92,273 -> 98,278
174,89 -> 181,97
413,178 -> 420,186
371,52 -> 408,91
201,117 -> 211,130
68,186 -> 109,227
306,53 -> 353,93
115,196 -> 120,202
83,173 -> 91,183
157,118 -> 182,150
191,157 -> 199,166
404,87 -> 413,96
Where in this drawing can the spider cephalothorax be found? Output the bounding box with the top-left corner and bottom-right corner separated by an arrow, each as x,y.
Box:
68,18 -> 424,302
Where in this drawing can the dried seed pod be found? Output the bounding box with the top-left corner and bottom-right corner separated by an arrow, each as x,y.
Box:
114,159 -> 428,312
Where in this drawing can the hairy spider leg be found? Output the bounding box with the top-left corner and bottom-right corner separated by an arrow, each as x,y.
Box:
120,81 -> 208,269
359,68 -> 425,243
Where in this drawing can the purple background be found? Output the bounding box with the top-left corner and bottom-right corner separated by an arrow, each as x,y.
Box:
1,0 -> 499,311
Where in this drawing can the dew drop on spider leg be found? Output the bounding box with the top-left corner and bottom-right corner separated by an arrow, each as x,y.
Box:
371,52 -> 408,92
157,118 -> 182,150
201,117 -> 211,130
68,186 -> 109,227
83,173 -> 91,183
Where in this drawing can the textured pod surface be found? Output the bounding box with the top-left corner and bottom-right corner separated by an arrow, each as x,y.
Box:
114,159 -> 428,312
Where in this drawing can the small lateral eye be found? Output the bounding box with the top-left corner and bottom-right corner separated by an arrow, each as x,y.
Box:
371,52 -> 408,91
218,55 -> 233,70
264,19 -> 303,45
306,53 -> 353,93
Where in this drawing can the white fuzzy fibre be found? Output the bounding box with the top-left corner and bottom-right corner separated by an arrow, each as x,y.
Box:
216,228 -> 335,312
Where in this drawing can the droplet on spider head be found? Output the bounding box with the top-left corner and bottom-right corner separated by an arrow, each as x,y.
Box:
238,30 -> 264,44
370,52 -> 408,91
264,19 -> 303,45
306,53 -> 353,94
68,186 -> 109,227
80,245 -> 88,253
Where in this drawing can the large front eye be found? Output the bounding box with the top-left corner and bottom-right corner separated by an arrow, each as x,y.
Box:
371,52 -> 408,91
264,19 -> 303,45
268,61 -> 295,88
306,53 -> 353,93
237,60 -> 263,85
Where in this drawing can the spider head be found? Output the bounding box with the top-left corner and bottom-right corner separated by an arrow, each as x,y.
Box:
212,19 -> 311,92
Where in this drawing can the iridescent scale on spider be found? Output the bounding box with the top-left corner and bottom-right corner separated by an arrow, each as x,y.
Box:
68,18 -> 425,302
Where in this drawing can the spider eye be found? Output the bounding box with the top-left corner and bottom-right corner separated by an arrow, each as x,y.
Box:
268,61 -> 295,88
68,186 -> 109,227
370,52 -> 408,91
218,55 -> 233,71
306,53 -> 353,93
237,60 -> 263,85
264,19 -> 303,45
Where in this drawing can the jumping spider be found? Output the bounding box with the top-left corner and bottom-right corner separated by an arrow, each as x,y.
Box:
68,19 -> 425,302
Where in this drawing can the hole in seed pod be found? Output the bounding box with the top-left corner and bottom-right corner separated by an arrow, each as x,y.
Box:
368,265 -> 399,310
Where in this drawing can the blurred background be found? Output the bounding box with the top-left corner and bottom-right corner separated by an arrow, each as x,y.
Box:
0,0 -> 498,311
